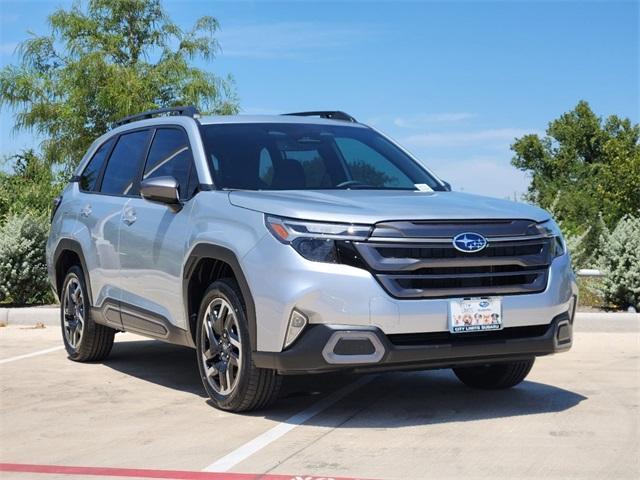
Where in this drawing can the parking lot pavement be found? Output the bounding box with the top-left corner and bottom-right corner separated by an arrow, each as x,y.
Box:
1,313 -> 638,480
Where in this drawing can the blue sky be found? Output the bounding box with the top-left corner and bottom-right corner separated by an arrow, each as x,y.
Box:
1,0 -> 638,198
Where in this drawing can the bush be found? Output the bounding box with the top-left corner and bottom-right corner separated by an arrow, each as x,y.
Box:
576,276 -> 604,309
597,215 -> 640,310
0,214 -> 52,305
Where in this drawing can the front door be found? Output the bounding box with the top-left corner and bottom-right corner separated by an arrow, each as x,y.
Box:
117,127 -> 197,333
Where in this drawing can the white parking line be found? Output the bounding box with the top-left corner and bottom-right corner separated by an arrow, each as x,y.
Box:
0,346 -> 65,365
203,375 -> 376,472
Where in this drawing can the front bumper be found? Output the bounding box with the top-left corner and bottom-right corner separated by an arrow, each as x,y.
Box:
243,233 -> 578,352
253,311 -> 573,374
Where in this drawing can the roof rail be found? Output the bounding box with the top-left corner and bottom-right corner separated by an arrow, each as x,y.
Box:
113,105 -> 200,127
282,111 -> 357,123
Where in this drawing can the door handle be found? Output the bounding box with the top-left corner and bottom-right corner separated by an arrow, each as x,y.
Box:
80,204 -> 92,218
122,207 -> 137,226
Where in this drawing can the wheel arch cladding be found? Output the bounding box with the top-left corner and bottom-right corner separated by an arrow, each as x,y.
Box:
53,239 -> 92,303
183,244 -> 257,350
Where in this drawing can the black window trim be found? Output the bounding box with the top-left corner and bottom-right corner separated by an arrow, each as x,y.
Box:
75,124 -> 199,200
73,126 -> 154,199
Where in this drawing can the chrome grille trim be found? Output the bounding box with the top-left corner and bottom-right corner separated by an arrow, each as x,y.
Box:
364,234 -> 551,244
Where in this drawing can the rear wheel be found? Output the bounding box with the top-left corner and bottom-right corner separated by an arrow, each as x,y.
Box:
60,266 -> 115,361
196,278 -> 281,412
453,359 -> 535,389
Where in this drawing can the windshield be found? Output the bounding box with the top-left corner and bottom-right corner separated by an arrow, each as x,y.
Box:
201,123 -> 444,191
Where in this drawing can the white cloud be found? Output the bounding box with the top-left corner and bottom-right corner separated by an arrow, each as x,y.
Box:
217,22 -> 370,59
0,42 -> 18,55
404,128 -> 539,148
393,112 -> 476,128
1,13 -> 19,24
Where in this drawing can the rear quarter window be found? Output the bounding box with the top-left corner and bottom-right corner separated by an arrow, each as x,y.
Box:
80,138 -> 115,192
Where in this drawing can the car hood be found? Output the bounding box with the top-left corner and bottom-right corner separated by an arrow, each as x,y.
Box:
228,190 -> 550,224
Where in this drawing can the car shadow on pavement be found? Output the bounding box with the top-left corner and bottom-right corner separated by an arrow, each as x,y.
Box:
105,338 -> 206,397
103,338 -> 587,426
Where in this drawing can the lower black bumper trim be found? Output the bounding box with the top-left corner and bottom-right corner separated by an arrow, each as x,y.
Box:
253,312 -> 572,375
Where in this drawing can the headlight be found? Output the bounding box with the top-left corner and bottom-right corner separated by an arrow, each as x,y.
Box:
537,219 -> 566,258
265,215 -> 372,263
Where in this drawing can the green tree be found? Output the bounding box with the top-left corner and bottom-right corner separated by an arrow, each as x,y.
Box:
0,150 -> 63,221
0,0 -> 238,171
511,101 -> 640,265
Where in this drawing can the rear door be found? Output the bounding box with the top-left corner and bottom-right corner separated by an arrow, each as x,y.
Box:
117,127 -> 198,333
75,129 -> 152,327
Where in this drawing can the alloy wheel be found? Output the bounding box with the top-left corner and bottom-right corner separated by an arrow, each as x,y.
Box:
63,276 -> 85,349
200,297 -> 242,395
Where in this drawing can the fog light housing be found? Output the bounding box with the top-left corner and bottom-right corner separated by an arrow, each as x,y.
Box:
284,309 -> 308,349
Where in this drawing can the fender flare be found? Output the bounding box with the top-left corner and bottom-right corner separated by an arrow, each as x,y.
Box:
52,239 -> 93,302
183,243 -> 258,351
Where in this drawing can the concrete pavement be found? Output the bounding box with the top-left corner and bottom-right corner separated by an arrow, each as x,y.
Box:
0,313 -> 638,480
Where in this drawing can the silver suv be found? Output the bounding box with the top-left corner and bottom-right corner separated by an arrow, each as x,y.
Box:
46,107 -> 577,411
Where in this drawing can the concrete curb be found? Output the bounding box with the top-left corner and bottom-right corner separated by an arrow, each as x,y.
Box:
575,311 -> 639,320
0,306 -> 637,328
0,306 -> 59,326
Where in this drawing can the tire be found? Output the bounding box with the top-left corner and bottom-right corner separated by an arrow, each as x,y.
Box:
453,359 -> 535,389
196,278 -> 282,412
60,266 -> 115,362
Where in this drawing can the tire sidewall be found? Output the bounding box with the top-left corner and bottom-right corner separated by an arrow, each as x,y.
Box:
196,280 -> 253,410
60,265 -> 90,359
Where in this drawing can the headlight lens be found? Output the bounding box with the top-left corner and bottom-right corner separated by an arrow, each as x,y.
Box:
265,215 -> 371,263
537,219 -> 566,258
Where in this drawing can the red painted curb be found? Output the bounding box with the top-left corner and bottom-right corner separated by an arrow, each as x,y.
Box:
0,463 -> 371,480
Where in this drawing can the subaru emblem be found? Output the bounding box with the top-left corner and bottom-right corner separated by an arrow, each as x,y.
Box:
452,232 -> 488,253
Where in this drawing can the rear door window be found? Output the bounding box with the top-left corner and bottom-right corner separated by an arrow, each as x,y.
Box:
100,130 -> 151,196
142,128 -> 194,199
80,138 -> 115,192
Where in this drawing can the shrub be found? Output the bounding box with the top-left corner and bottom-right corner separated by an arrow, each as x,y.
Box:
597,215 -> 640,310
576,276 -> 604,309
0,213 -> 52,305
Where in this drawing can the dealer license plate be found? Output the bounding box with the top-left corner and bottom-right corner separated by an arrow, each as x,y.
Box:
449,297 -> 502,333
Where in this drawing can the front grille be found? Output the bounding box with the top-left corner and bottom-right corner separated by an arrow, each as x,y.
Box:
354,220 -> 552,299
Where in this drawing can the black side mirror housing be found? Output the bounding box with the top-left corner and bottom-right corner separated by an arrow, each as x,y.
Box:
140,176 -> 181,207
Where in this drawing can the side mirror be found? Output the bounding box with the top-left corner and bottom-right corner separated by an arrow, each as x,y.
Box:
442,181 -> 452,191
140,176 -> 180,206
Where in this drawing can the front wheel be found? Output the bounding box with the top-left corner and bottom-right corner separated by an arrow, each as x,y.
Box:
196,278 -> 281,412
453,359 -> 535,389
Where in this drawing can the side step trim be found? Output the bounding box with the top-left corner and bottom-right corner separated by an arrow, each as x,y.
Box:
91,299 -> 195,348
